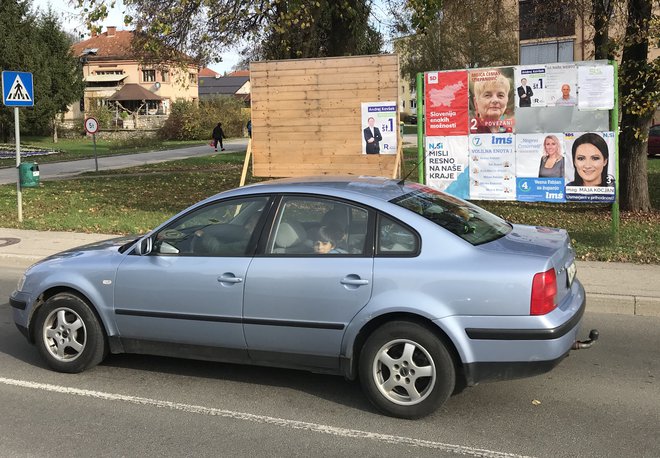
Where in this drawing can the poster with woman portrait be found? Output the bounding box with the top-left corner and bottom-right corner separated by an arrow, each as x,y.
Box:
468,67 -> 515,134
515,133 -> 566,202
564,131 -> 616,202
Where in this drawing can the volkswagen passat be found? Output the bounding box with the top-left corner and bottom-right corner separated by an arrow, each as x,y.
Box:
10,177 -> 596,418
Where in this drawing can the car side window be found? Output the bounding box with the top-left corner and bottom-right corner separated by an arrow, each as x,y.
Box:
377,215 -> 419,255
266,197 -> 369,255
154,196 -> 269,256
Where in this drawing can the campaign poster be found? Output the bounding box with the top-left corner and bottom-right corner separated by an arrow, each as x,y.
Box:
425,136 -> 470,199
546,63 -> 578,107
514,66 -> 547,107
361,101 -> 398,155
425,70 -> 469,136
468,67 -> 515,134
577,65 -> 615,110
515,133 -> 566,202
468,133 -> 516,200
564,131 -> 616,202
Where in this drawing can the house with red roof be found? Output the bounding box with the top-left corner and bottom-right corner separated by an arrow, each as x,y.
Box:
65,26 -> 199,128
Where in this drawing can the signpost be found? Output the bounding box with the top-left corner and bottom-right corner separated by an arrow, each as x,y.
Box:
85,116 -> 100,172
2,71 -> 35,222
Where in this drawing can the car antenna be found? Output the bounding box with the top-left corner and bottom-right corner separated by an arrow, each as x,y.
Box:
397,149 -> 429,186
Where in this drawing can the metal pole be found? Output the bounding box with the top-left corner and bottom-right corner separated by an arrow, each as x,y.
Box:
15,107 -> 22,222
610,60 -> 619,243
93,133 -> 98,172
416,72 -> 424,184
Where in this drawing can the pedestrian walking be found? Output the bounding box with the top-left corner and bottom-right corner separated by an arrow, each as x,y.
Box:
212,122 -> 226,151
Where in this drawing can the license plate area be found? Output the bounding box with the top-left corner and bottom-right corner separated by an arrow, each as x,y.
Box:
566,261 -> 577,287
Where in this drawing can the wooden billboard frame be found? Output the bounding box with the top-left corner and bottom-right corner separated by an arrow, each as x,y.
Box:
244,54 -> 402,183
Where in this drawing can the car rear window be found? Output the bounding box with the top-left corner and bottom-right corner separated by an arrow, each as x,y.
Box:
390,184 -> 512,245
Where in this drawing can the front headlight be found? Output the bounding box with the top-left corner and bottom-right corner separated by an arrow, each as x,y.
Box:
16,275 -> 26,292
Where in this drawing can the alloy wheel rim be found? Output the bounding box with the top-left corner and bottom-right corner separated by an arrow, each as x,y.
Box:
42,307 -> 87,362
372,338 -> 436,406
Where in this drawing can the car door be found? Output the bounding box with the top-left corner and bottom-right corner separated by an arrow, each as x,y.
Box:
113,196 -> 270,355
243,196 -> 373,371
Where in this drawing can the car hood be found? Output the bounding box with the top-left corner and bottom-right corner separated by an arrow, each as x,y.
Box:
34,235 -> 136,266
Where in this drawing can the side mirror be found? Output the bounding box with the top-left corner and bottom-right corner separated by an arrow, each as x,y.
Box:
134,236 -> 153,256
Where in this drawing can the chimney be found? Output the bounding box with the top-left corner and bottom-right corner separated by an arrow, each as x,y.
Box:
91,29 -> 97,37
107,26 -> 116,37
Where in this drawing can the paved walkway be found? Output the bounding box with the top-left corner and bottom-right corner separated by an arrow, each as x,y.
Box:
1,227 -> 658,317
0,138 -> 249,185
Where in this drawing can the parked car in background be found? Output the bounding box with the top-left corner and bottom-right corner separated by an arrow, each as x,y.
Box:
649,124 -> 660,157
10,177 -> 597,418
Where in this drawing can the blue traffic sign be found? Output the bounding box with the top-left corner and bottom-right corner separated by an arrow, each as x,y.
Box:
2,71 -> 34,107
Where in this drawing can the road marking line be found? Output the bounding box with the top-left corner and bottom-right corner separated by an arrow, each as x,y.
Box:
0,376 -> 531,458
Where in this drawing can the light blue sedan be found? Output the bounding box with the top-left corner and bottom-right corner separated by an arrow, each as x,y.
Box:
10,177 -> 596,418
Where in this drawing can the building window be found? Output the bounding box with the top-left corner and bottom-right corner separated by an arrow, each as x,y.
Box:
189,72 -> 197,84
96,70 -> 123,75
410,99 -> 416,109
142,69 -> 156,82
520,40 -> 574,64
161,70 -> 169,82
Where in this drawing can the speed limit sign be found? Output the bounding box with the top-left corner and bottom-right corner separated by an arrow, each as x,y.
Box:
84,117 -> 99,134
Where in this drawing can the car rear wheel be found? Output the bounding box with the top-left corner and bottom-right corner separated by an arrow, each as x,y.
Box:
359,321 -> 455,419
35,293 -> 107,373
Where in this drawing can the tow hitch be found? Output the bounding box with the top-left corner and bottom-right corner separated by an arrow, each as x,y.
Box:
573,329 -> 599,350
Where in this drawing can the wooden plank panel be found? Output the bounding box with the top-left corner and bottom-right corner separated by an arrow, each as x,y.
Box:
250,64 -> 398,79
250,54 -> 399,179
250,88 -> 397,102
251,54 -> 398,72
256,73 -> 399,88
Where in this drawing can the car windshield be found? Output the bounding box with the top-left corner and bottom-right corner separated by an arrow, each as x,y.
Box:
390,184 -> 511,245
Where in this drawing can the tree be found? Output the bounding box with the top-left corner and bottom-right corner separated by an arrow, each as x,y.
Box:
393,0 -> 518,85
617,0 -> 658,211
0,0 -> 84,143
77,0 -> 384,67
28,8 -> 85,142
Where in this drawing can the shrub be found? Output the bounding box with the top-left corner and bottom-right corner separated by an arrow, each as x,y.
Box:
158,96 -> 248,141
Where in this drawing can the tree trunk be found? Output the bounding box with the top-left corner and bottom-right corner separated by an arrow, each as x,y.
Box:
591,0 -> 613,60
52,118 -> 58,144
619,115 -> 651,211
618,0 -> 654,212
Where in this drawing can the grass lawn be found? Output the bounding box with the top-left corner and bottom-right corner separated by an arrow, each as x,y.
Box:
0,136 -> 205,166
0,148 -> 658,264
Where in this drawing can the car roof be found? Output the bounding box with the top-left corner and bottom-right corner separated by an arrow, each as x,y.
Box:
222,176 -> 413,202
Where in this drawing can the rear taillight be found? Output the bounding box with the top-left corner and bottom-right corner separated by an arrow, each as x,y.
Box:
530,268 -> 557,315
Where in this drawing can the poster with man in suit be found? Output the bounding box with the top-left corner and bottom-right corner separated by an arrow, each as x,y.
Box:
361,102 -> 397,154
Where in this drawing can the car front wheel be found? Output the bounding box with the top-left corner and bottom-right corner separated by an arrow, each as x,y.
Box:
359,321 -> 455,419
35,293 -> 107,373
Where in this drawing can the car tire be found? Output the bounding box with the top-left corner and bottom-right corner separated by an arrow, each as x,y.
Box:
35,293 -> 107,373
359,320 -> 455,419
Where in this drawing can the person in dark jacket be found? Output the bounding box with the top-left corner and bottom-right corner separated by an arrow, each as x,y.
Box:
212,122 -> 226,151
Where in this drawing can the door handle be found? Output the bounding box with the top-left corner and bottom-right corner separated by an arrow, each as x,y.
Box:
218,275 -> 243,284
340,276 -> 369,286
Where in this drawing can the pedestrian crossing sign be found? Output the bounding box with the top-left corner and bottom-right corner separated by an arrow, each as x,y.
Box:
2,71 -> 34,107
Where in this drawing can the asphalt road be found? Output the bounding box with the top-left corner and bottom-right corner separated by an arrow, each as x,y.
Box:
1,266 -> 658,457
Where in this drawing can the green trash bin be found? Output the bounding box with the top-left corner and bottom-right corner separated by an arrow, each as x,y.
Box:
18,162 -> 40,188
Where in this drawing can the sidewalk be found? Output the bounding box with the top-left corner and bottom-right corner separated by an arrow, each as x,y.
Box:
1,227 -> 658,317
0,138 -> 249,185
